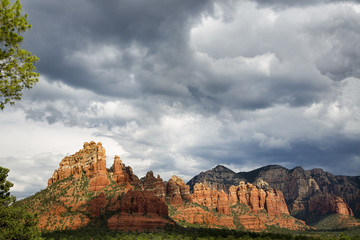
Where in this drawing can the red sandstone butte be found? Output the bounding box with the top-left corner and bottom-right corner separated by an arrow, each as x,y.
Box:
48,141 -> 107,186
142,171 -> 166,201
166,175 -> 191,206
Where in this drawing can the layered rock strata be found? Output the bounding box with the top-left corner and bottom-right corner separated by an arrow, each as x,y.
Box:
107,190 -> 170,231
142,171 -> 166,201
48,142 -> 141,192
171,180 -> 305,230
189,164 -> 360,221
48,141 -> 107,186
166,175 -> 191,206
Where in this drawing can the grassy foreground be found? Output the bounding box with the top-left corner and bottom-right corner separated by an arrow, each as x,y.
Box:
41,224 -> 360,240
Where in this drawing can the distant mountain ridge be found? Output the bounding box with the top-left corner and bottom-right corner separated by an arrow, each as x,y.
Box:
187,164 -> 360,224
187,165 -> 245,193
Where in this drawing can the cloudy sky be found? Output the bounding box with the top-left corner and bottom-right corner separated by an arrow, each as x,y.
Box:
1,0 -> 360,199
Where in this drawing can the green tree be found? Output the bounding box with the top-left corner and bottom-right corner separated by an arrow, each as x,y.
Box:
0,166 -> 42,239
0,0 -> 39,110
0,166 -> 15,206
338,233 -> 351,240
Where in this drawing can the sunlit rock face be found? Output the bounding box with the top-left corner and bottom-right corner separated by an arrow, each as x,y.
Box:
48,141 -> 107,186
189,164 -> 360,221
37,141 -> 172,232
166,175 -> 191,206
171,180 -> 305,231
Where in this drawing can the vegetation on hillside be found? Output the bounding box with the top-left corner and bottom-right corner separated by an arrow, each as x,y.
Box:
0,166 -> 42,239
41,224 -> 360,240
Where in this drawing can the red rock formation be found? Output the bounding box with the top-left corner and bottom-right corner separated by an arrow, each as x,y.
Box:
107,213 -> 172,232
111,155 -> 125,183
109,155 -> 142,187
228,181 -> 288,216
166,175 -> 191,206
88,192 -> 108,217
191,183 -> 215,207
89,174 -> 110,192
143,171 -> 166,201
172,206 -> 235,228
229,185 -> 239,204
48,141 -> 106,186
107,190 -> 172,231
265,189 -> 290,216
217,190 -> 231,215
238,215 -> 265,230
119,190 -> 168,215
190,181 -> 290,216
308,194 -> 354,216
171,181 -> 303,231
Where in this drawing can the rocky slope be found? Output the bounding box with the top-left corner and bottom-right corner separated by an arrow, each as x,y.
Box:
188,164 -> 360,225
18,141 -> 308,232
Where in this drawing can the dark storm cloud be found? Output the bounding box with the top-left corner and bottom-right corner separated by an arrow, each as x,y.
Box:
252,0 -> 360,8
4,0 -> 360,199
21,0 -> 215,99
307,9 -> 360,81
21,0 -> 358,114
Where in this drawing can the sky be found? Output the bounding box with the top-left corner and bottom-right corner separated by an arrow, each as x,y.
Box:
1,0 -> 360,199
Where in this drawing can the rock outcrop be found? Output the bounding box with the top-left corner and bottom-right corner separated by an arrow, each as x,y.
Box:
109,155 -> 142,188
171,180 -> 306,230
166,175 -> 191,206
107,189 -> 171,231
142,171 -> 166,201
48,141 -> 107,186
48,143 -> 141,191
229,181 -> 289,216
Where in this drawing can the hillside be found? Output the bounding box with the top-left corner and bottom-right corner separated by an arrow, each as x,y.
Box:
18,141 -> 307,232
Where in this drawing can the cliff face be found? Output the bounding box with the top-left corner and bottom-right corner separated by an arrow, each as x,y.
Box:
109,155 -> 142,188
48,141 -> 107,186
166,175 -> 191,206
170,180 -> 306,230
107,190 -> 169,232
309,168 -> 360,217
189,164 -> 360,223
142,171 -> 166,201
308,194 -> 353,216
250,166 -> 359,220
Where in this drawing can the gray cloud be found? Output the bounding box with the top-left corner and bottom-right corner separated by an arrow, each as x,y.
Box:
251,0 -> 360,9
1,0 -> 359,198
